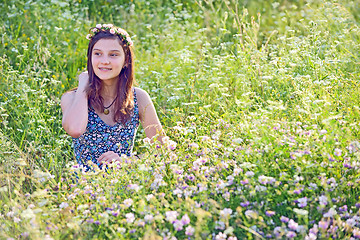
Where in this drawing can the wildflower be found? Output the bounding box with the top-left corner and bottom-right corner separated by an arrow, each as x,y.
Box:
245,210 -> 258,219
233,167 -> 243,176
165,211 -> 179,223
318,220 -> 329,230
220,208 -> 233,219
185,225 -> 195,236
273,226 -> 285,238
123,198 -> 133,208
334,148 -> 342,156
96,24 -> 102,28
228,237 -> 238,240
215,232 -> 227,240
286,231 -> 297,238
323,207 -> 337,218
215,221 -> 226,230
293,208 -> 308,216
168,140 -> 177,150
240,179 -> 249,185
240,201 -> 250,207
13,217 -> 21,223
126,213 -> 135,224
245,171 -> 255,177
173,220 -> 183,231
339,205 -> 347,212
258,175 -> 275,185
288,219 -> 298,230
319,195 -> 328,206
21,209 -> 35,219
189,142 -> 199,148
181,214 -> 190,225
266,210 -> 275,217
280,216 -> 289,223
297,197 -> 308,208
144,214 -> 153,223
59,202 -> 69,209
353,228 -> 360,238
128,184 -> 141,192
201,136 -> 211,141
145,194 -> 154,201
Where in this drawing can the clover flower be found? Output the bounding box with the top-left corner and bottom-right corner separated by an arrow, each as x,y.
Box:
123,198 -> 133,208
165,211 -> 179,223
181,214 -> 190,225
297,197 -> 308,208
173,220 -> 183,231
125,213 -> 135,224
288,219 -> 298,230
215,232 -> 227,240
185,225 -> 195,236
286,231 -> 296,238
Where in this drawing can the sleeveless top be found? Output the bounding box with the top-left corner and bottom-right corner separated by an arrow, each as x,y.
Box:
73,89 -> 139,170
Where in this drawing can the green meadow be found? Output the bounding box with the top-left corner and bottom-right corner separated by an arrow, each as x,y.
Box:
1,0 -> 359,239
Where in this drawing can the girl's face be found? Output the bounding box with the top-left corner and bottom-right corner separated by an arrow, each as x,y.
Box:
91,38 -> 125,82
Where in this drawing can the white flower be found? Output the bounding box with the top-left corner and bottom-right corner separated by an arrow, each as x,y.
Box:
323,207 -> 337,218
96,24 -> 102,29
165,211 -> 179,223
144,214 -> 153,223
21,209 -> 35,219
168,140 -> 177,150
215,232 -> 227,240
123,198 -> 133,208
220,208 -> 232,219
145,194 -> 154,201
59,202 -> 69,209
288,219 -> 298,230
125,213 -> 135,223
143,137 -> 151,144
185,225 -> 195,236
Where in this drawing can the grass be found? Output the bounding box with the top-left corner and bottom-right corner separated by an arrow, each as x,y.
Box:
0,0 -> 359,239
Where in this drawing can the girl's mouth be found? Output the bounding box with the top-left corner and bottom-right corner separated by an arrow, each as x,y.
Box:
99,67 -> 112,71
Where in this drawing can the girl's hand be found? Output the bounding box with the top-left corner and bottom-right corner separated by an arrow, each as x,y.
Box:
97,151 -> 120,167
78,71 -> 89,90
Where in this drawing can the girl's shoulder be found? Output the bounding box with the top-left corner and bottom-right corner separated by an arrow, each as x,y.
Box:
134,87 -> 151,102
133,87 -> 154,111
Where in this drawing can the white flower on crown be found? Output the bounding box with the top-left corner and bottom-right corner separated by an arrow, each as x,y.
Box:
103,24 -> 113,28
126,37 -> 133,46
117,28 -> 129,36
96,24 -> 102,29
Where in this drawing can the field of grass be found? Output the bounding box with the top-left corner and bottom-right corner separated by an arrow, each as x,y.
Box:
1,0 -> 360,239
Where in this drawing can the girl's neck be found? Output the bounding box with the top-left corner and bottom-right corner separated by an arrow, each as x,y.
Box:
101,81 -> 117,100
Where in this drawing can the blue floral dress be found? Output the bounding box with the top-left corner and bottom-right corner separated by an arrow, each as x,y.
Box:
73,89 -> 139,170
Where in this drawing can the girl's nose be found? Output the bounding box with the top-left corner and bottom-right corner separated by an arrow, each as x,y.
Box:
100,57 -> 110,64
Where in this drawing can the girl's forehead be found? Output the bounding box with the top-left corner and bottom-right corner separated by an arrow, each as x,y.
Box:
93,38 -> 124,51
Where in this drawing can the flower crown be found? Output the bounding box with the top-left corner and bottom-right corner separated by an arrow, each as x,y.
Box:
86,24 -> 133,47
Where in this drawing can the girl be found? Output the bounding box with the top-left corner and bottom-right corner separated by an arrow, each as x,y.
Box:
61,24 -> 163,170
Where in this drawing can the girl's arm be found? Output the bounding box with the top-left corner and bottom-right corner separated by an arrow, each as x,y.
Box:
61,72 -> 89,138
135,87 -> 165,143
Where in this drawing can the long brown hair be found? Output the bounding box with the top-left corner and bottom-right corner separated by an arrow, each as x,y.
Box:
86,29 -> 135,125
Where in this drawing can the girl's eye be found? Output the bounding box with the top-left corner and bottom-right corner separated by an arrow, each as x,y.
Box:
111,54 -> 118,57
94,52 -> 101,56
